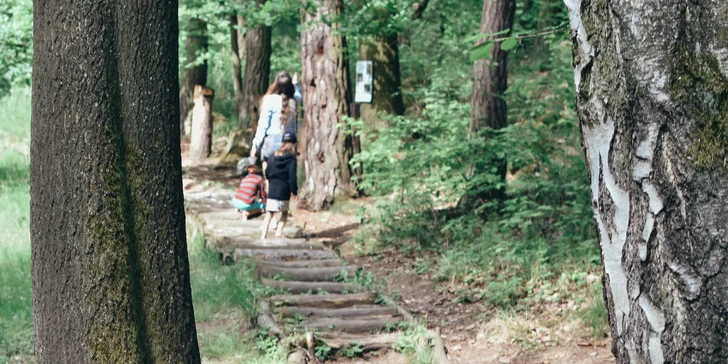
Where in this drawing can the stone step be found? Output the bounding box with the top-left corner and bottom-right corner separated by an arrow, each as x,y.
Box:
210,237 -> 318,251
261,278 -> 359,295
254,258 -> 344,269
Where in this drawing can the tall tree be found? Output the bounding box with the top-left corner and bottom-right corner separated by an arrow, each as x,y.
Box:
31,0 -> 200,362
230,13 -> 244,119
300,0 -> 357,211
180,16 -> 208,136
469,0 -> 515,203
239,0 -> 272,129
358,24 -> 405,128
566,0 -> 728,362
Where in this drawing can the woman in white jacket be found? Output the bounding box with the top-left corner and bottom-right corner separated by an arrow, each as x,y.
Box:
250,71 -> 302,163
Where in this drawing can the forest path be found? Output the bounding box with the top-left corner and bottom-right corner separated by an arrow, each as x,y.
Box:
182,165 -> 447,363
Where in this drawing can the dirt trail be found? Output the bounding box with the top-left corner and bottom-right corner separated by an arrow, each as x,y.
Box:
183,164 -> 613,363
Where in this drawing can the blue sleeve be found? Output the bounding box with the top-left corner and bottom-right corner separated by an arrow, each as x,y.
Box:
252,97 -> 271,150
294,84 -> 302,103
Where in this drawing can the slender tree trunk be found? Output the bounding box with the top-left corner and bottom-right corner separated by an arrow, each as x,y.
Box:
299,0 -> 356,211
566,0 -> 728,362
189,86 -> 215,162
239,0 -> 272,129
31,0 -> 200,362
469,0 -> 515,203
230,13 -> 243,122
359,34 -> 405,129
180,17 -> 208,136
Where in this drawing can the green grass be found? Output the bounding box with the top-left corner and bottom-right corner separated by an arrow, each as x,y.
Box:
0,88 -> 33,361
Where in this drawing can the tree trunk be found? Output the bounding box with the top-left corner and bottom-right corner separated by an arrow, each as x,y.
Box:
565,0 -> 728,362
299,0 -> 357,211
359,34 -> 405,129
189,85 -> 214,162
469,0 -> 515,203
239,1 -> 272,129
31,0 -> 200,362
180,17 -> 208,137
230,13 -> 243,122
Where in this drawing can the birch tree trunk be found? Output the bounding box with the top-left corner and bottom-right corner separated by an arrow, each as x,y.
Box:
230,13 -> 243,121
189,86 -> 215,163
31,0 -> 200,362
565,0 -> 728,362
180,17 -> 208,136
299,0 -> 356,211
239,0 -> 271,129
469,0 -> 515,203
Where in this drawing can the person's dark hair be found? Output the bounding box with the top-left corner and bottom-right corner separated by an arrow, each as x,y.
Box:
265,72 -> 296,129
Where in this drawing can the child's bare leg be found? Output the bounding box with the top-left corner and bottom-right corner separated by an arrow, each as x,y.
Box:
241,210 -> 249,221
261,212 -> 273,240
275,211 -> 288,237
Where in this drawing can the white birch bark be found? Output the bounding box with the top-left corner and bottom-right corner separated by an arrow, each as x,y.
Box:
565,0 -> 728,362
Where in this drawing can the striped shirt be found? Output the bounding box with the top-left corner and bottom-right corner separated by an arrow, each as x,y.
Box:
234,174 -> 266,204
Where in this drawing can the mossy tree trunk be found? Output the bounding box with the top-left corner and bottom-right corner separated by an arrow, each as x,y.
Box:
359,34 -> 405,129
239,0 -> 272,129
566,0 -> 728,362
299,0 -> 357,211
469,0 -> 515,203
31,0 -> 200,362
180,17 -> 208,136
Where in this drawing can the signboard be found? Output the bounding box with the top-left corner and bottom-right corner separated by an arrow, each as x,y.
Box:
354,60 -> 373,103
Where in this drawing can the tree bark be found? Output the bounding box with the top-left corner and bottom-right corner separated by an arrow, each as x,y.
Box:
299,0 -> 357,211
469,0 -> 515,203
359,34 -> 405,129
239,1 -> 272,129
180,17 -> 208,136
230,13 -> 243,121
31,0 -> 200,362
189,85 -> 214,162
565,0 -> 728,362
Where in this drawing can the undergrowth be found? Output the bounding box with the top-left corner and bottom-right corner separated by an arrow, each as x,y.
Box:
348,41 -> 608,339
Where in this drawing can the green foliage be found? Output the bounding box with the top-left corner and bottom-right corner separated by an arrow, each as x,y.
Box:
0,0 -> 32,98
314,343 -> 332,360
349,37 -> 600,312
340,342 -> 365,358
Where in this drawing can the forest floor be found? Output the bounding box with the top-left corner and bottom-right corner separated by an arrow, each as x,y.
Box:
183,158 -> 614,364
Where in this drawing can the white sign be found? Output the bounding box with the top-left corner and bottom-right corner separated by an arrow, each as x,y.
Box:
354,60 -> 373,103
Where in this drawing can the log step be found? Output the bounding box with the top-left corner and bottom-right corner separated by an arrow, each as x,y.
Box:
233,248 -> 338,261
269,292 -> 376,309
322,332 -> 401,352
278,305 -> 400,319
261,278 -> 359,294
212,237 -> 323,251
303,317 -> 402,334
255,258 -> 344,268
256,265 -> 358,282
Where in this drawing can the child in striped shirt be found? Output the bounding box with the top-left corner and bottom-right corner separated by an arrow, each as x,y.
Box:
231,164 -> 266,220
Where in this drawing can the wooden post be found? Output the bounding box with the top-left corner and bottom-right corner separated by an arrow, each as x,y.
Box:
189,85 -> 214,163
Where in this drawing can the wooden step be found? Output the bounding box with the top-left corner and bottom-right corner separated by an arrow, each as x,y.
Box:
278,305 -> 400,319
212,237 -> 322,251
261,278 -> 359,294
322,332 -> 401,352
256,265 -> 358,282
269,292 -> 376,309
303,317 -> 402,334
233,248 -> 338,261
255,258 -> 344,268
